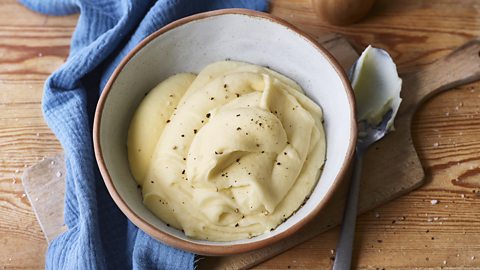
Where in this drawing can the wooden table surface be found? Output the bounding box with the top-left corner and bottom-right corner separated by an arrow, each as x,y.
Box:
1,0 -> 480,269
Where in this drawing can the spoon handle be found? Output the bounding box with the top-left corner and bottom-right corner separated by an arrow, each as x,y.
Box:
332,150 -> 363,270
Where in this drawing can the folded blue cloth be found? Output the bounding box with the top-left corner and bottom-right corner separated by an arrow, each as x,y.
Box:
19,1 -> 268,269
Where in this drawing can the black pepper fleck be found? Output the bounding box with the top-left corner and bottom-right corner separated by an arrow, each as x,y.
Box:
206,113 -> 211,118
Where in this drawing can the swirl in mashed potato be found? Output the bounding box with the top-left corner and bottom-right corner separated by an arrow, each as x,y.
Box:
127,61 -> 326,241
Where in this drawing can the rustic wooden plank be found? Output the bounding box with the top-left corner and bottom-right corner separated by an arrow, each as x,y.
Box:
0,0 -> 75,269
2,0 -> 480,269
272,0 -> 480,72
21,18 -> 480,270
0,0 -> 77,27
254,1 -> 480,269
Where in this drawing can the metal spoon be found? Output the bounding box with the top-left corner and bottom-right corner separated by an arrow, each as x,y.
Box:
332,46 -> 402,270
332,110 -> 393,270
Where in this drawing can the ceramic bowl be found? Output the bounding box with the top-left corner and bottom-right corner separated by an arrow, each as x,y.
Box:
93,9 -> 356,255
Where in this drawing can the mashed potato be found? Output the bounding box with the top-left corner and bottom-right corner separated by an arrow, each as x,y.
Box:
127,61 -> 326,241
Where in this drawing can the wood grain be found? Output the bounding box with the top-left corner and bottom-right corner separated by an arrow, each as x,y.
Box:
259,1 -> 480,269
1,0 -> 480,269
0,0 -> 75,268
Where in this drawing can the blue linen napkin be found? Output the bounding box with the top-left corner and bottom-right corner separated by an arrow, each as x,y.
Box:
19,1 -> 268,269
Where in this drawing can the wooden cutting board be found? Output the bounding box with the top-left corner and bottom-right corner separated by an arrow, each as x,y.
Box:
21,35 -> 480,269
